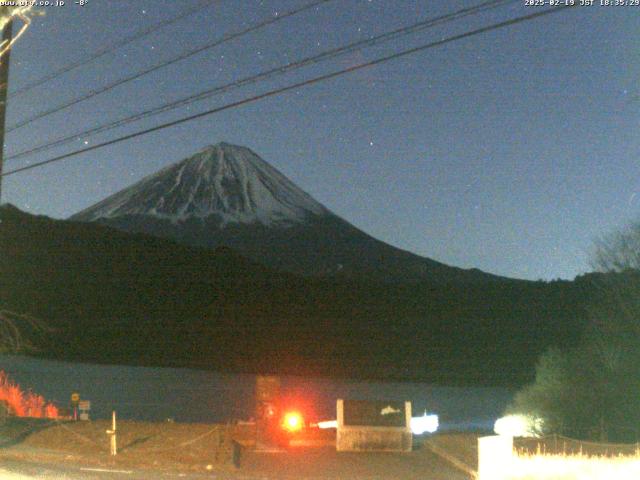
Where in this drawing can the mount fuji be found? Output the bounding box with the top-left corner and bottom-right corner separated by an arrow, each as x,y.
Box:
71,142 -> 498,283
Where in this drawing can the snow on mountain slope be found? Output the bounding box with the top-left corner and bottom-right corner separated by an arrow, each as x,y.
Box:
72,142 -> 328,226
70,142 -> 504,282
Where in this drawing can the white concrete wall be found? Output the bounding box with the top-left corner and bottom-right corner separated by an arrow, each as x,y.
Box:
336,399 -> 412,452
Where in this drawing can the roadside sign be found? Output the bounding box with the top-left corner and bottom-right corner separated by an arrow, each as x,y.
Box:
71,392 -> 80,421
336,399 -> 412,452
78,399 -> 91,421
343,400 -> 407,427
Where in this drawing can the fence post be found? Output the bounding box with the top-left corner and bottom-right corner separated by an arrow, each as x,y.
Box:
105,410 -> 117,456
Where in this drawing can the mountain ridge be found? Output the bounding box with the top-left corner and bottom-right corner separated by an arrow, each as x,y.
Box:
70,142 -> 504,283
0,204 -> 590,386
72,143 -> 328,226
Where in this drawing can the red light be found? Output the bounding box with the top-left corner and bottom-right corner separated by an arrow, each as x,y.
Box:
282,411 -> 303,432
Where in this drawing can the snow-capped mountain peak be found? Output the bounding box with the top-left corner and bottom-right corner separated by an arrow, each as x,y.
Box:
72,142 -> 328,226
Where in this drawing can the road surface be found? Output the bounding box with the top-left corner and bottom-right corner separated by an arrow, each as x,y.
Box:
1,446 -> 472,479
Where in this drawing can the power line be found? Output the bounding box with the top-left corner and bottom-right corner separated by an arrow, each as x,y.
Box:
6,0 -> 517,162
9,0 -> 218,98
5,0 -> 333,133
1,5 -> 574,179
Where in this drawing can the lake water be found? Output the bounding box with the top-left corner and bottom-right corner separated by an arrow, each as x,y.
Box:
0,355 -> 513,430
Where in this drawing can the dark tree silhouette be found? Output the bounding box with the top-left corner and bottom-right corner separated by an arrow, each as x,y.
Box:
0,309 -> 48,353
509,221 -> 640,442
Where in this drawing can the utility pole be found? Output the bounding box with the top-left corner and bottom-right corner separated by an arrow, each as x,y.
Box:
0,15 -> 13,203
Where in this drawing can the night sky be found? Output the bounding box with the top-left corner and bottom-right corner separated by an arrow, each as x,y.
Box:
2,0 -> 638,281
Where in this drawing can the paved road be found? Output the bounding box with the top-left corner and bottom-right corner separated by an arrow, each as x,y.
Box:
0,447 -> 473,480
0,458 -> 227,479
241,446 -> 472,480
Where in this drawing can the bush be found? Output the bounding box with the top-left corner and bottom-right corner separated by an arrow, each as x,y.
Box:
0,371 -> 58,419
